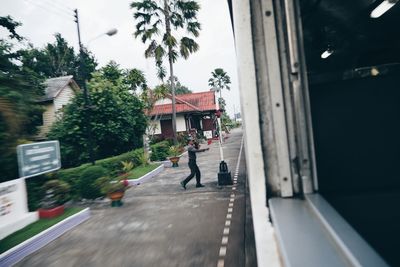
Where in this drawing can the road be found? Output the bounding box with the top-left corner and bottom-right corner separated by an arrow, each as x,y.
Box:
16,128 -> 256,267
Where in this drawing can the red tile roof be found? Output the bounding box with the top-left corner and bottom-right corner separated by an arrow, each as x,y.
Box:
149,91 -> 216,116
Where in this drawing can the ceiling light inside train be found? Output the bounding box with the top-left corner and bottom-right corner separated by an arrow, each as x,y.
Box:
321,49 -> 333,59
370,0 -> 398,18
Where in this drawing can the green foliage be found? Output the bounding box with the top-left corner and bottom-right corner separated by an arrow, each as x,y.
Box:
48,72 -> 147,167
79,166 -> 107,199
121,160 -> 134,173
124,68 -> 147,92
131,0 -> 201,82
129,163 -> 159,179
26,174 -> 49,211
41,179 -> 71,208
100,61 -> 148,92
221,112 -> 233,132
208,68 -> 231,93
166,76 -> 192,95
56,149 -> 143,198
0,17 -> 45,182
169,145 -> 181,157
99,60 -> 122,85
19,33 -> 97,88
138,151 -> 150,166
0,15 -> 23,40
95,175 -> 129,196
150,140 -> 170,161
96,149 -> 143,174
53,164 -> 89,199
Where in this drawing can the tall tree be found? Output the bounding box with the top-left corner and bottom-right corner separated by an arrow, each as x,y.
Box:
208,68 -> 231,100
167,76 -> 191,95
131,0 -> 201,144
48,72 -> 147,167
124,68 -> 148,92
0,16 -> 44,181
19,33 -> 97,88
99,60 -> 122,85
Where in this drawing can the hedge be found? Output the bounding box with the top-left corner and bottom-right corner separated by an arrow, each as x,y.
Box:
55,148 -> 144,199
150,141 -> 170,161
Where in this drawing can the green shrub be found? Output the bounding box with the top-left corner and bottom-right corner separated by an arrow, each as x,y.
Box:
56,164 -> 91,199
79,166 -> 107,199
41,180 -> 71,208
26,175 -> 49,211
150,141 -> 170,161
96,149 -> 143,174
56,149 -> 143,199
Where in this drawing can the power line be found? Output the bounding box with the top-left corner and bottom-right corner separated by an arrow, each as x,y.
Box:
23,0 -> 75,22
51,0 -> 75,12
38,0 -> 75,18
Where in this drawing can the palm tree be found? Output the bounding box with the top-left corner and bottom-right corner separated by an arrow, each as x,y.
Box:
208,68 -> 231,100
131,0 -> 201,144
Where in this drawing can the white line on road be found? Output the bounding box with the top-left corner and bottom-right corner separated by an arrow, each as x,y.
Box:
219,246 -> 227,256
217,134 -> 244,267
223,228 -> 230,235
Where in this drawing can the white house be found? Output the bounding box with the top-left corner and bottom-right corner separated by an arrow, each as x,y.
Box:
36,76 -> 80,139
148,91 -> 218,139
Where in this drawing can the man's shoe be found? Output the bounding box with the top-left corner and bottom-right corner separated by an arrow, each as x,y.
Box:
180,181 -> 186,190
196,184 -> 205,188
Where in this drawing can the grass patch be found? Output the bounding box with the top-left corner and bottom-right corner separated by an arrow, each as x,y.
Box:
128,163 -> 160,180
0,207 -> 83,254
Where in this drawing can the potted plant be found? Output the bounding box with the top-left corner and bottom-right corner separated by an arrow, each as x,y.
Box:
95,176 -> 130,207
168,146 -> 181,167
119,160 -> 134,179
38,180 -> 70,219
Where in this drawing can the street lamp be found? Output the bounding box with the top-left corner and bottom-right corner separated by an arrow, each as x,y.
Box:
74,8 -> 117,164
87,28 -> 118,45
211,87 -> 232,185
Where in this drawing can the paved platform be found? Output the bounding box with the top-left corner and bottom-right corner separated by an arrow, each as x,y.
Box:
15,128 -> 256,267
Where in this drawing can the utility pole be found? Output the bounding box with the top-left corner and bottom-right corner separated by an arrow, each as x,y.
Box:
74,9 -> 95,165
212,88 -> 232,186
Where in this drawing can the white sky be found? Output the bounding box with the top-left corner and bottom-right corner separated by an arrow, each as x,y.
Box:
0,0 -> 241,117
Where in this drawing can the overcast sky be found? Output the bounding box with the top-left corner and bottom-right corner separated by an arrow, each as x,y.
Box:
0,0 -> 241,117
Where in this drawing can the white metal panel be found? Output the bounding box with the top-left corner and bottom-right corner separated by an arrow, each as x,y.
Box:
148,120 -> 162,135
260,0 -> 293,197
154,98 -> 172,105
176,115 -> 187,132
232,1 -> 281,266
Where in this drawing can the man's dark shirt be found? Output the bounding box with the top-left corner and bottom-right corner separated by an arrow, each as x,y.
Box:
187,145 -> 197,161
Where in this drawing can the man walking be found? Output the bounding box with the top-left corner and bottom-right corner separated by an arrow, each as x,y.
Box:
180,138 -> 209,189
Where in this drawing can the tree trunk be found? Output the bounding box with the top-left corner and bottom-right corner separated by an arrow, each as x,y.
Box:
164,0 -> 178,145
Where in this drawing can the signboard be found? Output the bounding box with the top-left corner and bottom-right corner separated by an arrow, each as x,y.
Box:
17,141 -> 61,179
204,130 -> 213,139
0,178 -> 38,239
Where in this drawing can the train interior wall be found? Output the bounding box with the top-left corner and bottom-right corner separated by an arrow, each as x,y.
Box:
309,71 -> 400,266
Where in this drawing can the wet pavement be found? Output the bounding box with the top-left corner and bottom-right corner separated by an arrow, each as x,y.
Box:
15,128 -> 256,267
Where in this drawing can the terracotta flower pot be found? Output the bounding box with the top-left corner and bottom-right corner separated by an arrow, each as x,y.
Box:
169,156 -> 180,167
38,205 -> 65,219
107,191 -> 125,207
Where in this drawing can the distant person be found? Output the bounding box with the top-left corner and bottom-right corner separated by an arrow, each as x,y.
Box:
180,138 -> 209,189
